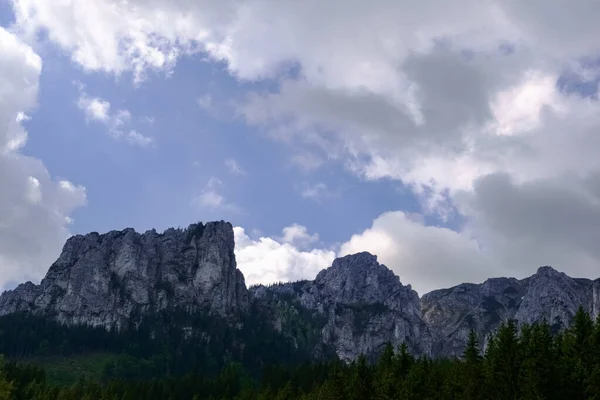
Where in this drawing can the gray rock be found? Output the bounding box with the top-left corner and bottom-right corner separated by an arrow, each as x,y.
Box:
2,219 -> 600,362
421,266 -> 600,357
0,221 -> 248,329
252,252 -> 433,362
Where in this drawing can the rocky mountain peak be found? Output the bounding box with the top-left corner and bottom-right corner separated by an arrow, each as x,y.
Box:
250,252 -> 431,362
515,265 -> 589,329
3,220 -> 600,362
535,265 -> 563,278
0,220 -> 248,328
314,252 -> 412,307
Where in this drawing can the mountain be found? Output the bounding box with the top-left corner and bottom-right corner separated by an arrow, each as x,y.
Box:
0,222 -> 249,328
1,220 -> 599,361
251,252 -> 432,362
422,265 -> 600,357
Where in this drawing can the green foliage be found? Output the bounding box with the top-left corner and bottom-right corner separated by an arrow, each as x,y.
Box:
27,353 -> 112,386
0,356 -> 14,400
4,309 -> 600,399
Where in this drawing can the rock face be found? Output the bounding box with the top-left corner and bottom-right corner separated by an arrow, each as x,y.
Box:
251,252 -> 432,362
2,220 -> 600,361
421,266 -> 600,357
0,222 -> 249,328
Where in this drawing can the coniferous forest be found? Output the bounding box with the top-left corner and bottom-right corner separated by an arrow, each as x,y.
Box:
1,308 -> 600,399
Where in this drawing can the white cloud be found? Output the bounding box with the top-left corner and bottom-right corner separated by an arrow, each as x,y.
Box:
79,97 -> 110,122
8,0 -> 600,289
126,130 -> 155,148
234,225 -> 335,287
76,85 -> 155,147
338,211 -> 500,295
197,191 -> 224,208
12,0 -> 600,193
194,177 -> 239,212
0,27 -> 86,290
300,182 -> 330,202
335,171 -> 600,295
225,158 -> 245,175
196,177 -> 224,208
279,223 -> 319,250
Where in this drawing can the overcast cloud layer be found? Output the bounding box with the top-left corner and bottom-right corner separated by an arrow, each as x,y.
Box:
2,0 -> 600,295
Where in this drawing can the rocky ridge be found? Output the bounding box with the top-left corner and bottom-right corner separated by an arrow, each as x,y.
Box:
1,221 -> 600,360
0,222 -> 249,329
421,266 -> 600,357
251,252 -> 432,361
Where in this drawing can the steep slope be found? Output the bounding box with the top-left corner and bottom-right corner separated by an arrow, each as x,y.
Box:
251,252 -> 432,362
0,221 -> 248,328
421,266 -> 600,357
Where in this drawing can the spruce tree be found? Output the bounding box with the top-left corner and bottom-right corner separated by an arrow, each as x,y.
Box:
462,329 -> 482,400
374,343 -> 397,399
484,320 -> 521,400
349,355 -> 372,400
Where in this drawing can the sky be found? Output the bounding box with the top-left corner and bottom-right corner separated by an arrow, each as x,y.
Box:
2,0 -> 600,296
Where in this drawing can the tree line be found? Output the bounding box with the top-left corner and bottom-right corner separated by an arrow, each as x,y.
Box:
1,307 -> 600,399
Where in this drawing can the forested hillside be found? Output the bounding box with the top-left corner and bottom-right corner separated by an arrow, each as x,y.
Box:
1,307 -> 600,399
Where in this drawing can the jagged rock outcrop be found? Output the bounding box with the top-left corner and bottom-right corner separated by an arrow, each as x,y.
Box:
0,221 -> 248,329
251,252 -> 433,362
2,219 -> 600,361
421,266 -> 600,357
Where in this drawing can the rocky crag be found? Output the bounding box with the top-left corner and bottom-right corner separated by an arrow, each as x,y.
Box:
251,252 -> 432,361
1,220 -> 600,360
0,222 -> 249,329
421,266 -> 600,357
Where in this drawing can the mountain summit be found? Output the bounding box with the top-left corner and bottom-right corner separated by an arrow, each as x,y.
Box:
0,222 -> 248,328
2,220 -> 600,360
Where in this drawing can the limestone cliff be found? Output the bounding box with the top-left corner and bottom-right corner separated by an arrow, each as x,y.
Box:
2,220 -> 600,361
421,266 -> 600,357
0,221 -> 248,328
251,252 -> 432,362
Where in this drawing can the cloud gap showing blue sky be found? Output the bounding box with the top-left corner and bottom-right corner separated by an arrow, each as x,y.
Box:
2,0 -> 600,295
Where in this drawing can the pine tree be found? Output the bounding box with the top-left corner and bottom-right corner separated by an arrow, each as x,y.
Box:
586,314 -> 600,399
562,307 -> 594,400
461,329 -> 482,400
396,342 -> 414,379
0,356 -> 13,400
519,321 -> 557,400
374,343 -> 397,399
319,359 -> 347,400
484,320 -> 521,400
349,355 -> 372,400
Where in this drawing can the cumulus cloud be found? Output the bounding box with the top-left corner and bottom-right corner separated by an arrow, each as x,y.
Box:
336,172 -> 600,295
338,212 -> 500,295
234,225 -> 335,287
0,27 -> 86,290
12,1 -> 600,191
279,224 -> 319,250
9,0 -> 600,290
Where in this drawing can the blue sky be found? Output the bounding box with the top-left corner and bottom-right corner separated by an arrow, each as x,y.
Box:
2,1 -> 600,295
22,41 -> 428,244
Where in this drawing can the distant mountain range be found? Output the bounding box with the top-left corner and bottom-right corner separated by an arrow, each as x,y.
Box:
2,221 -> 599,360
